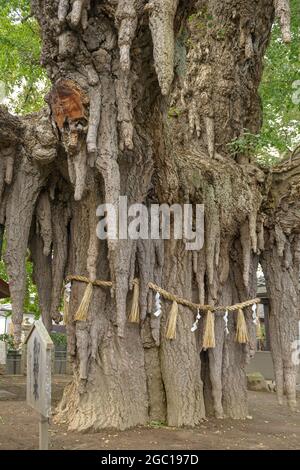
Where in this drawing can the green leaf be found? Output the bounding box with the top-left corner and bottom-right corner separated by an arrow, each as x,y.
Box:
258,0 -> 300,164
0,0 -> 50,114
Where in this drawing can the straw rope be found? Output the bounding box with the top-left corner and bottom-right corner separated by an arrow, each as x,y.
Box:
66,275 -> 113,289
219,298 -> 261,313
147,283 -> 212,311
66,275 -> 260,314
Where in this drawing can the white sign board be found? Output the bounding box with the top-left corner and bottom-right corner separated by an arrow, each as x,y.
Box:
25,320 -> 53,418
0,340 -> 6,365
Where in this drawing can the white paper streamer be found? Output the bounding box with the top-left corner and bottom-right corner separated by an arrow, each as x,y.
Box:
153,292 -> 162,317
252,303 -> 258,325
191,309 -> 201,332
224,310 -> 229,335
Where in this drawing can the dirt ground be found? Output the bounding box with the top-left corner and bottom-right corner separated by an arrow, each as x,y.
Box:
0,375 -> 299,450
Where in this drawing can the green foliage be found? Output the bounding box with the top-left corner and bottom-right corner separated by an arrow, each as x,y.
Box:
23,259 -> 40,318
50,332 -> 67,348
0,0 -> 49,113
228,131 -> 280,166
258,0 -> 300,163
168,106 -> 182,118
0,235 -> 9,288
149,420 -> 167,429
187,12 -> 203,24
0,248 -> 40,317
228,1 -> 300,165
227,131 -> 262,156
0,0 -> 298,162
187,10 -> 227,40
0,228 -> 40,314
0,333 -> 16,350
0,261 -> 8,286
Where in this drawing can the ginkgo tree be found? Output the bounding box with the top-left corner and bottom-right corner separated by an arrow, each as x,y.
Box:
0,0 -> 299,432
1,0 -> 299,157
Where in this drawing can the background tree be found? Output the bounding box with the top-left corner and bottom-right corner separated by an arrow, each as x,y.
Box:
0,0 -> 49,113
258,0 -> 300,163
0,0 -> 299,431
0,0 -> 46,318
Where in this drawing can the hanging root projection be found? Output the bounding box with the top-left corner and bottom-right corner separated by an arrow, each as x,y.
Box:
116,72 -> 134,151
86,85 -> 101,161
58,0 -> 70,24
5,161 -> 47,344
116,0 -> 138,72
275,0 -> 291,43
205,117 -> 215,159
29,230 -> 53,332
73,144 -> 88,201
115,1 -> 139,151
86,190 -> 99,283
70,0 -> 89,28
148,0 -> 179,95
2,146 -> 15,185
240,220 -> 251,288
50,202 -> 71,323
36,191 -> 52,256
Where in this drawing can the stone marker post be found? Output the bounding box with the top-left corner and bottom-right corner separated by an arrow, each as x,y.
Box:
25,320 -> 53,450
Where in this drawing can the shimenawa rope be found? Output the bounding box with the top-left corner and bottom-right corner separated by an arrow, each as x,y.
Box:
65,275 -> 260,345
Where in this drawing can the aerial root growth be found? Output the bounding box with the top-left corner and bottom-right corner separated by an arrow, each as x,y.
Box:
275,0 -> 291,43
148,0 -> 179,95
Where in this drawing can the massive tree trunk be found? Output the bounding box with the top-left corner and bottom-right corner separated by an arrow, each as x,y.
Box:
0,0 -> 298,430
261,154 -> 300,409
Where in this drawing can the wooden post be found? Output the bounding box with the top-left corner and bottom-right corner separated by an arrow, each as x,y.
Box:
25,320 -> 53,451
39,414 -> 49,450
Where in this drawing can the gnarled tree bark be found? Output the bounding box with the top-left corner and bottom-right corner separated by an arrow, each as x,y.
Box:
0,0 -> 298,430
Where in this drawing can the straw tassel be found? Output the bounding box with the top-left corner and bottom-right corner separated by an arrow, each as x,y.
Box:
235,308 -> 249,344
128,279 -> 140,323
202,310 -> 215,349
166,301 -> 178,340
74,282 -> 93,322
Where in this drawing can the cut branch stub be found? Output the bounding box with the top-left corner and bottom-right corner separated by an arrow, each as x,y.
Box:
48,79 -> 89,134
48,80 -> 89,200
